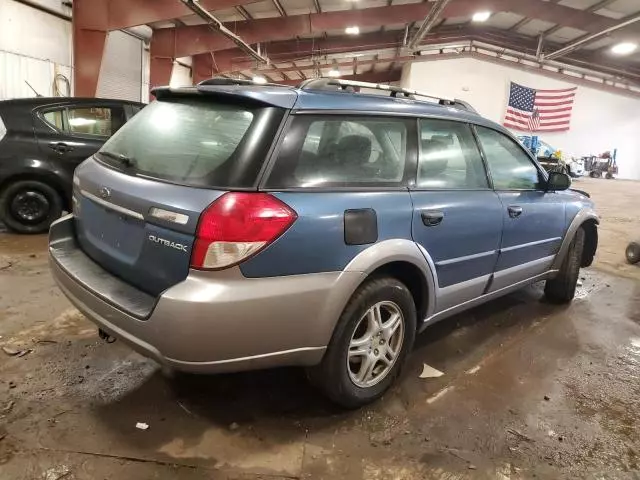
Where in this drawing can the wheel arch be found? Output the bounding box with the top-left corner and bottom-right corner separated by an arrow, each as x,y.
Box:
326,239 -> 436,333
552,208 -> 599,270
581,219 -> 598,267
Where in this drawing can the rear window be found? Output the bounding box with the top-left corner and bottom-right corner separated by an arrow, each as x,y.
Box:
266,115 -> 413,188
96,98 -> 281,188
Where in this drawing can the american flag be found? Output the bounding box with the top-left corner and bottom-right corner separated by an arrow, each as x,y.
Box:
503,82 -> 577,133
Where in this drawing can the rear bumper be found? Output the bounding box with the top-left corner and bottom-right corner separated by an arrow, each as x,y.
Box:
49,215 -> 364,373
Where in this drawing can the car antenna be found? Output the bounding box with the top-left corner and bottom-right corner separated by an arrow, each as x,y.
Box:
24,80 -> 43,97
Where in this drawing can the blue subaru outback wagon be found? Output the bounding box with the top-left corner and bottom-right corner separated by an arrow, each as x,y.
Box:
49,78 -> 598,407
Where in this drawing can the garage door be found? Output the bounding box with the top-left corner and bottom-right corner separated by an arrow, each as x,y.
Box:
97,31 -> 142,102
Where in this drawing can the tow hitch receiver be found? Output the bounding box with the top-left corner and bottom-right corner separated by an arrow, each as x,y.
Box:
98,328 -> 117,344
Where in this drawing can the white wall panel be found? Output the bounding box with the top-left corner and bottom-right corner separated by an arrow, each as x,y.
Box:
170,62 -> 192,88
0,50 -> 72,99
0,0 -> 71,66
0,0 -> 71,99
403,57 -> 640,180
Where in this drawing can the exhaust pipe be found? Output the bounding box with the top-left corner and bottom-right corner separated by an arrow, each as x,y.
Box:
98,328 -> 117,344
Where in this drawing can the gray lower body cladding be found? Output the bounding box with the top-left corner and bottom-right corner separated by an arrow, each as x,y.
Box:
49,215 -> 365,373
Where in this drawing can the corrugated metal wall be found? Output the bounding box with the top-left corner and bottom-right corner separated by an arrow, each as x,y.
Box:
96,31 -> 144,102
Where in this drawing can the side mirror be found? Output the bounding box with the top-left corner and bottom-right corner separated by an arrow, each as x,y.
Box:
546,171 -> 571,191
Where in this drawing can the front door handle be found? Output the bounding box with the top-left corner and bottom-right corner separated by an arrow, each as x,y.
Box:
49,142 -> 74,154
508,206 -> 523,218
421,210 -> 444,227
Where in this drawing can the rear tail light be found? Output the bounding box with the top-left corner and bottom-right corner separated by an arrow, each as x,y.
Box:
190,192 -> 297,270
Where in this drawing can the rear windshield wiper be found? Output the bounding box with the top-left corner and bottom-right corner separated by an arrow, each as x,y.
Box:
98,151 -> 136,168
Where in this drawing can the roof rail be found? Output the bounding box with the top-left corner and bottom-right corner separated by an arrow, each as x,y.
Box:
197,77 -> 287,88
298,77 -> 478,114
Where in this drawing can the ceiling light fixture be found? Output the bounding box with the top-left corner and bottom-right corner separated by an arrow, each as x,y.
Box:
611,42 -> 637,55
345,25 -> 360,35
328,69 -> 341,77
252,75 -> 267,84
472,11 -> 491,22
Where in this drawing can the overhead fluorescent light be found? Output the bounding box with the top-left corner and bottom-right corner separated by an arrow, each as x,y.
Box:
345,26 -> 360,35
252,75 -> 267,84
472,11 -> 491,22
328,69 -> 341,77
611,42 -> 637,55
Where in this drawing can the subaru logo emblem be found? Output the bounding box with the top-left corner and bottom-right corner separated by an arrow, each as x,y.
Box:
99,187 -> 111,199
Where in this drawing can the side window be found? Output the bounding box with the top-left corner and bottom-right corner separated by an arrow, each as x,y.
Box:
267,116 -> 410,188
417,119 -> 488,189
338,121 -> 385,163
67,107 -> 114,137
43,109 -> 65,131
476,127 -> 542,190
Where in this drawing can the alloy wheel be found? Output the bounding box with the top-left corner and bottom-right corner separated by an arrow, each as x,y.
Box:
347,300 -> 405,388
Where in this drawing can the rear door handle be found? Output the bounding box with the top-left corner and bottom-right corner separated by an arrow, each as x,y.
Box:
49,142 -> 74,154
421,210 -> 444,227
508,206 -> 523,218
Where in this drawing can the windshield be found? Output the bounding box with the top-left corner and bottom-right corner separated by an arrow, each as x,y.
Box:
97,98 -> 270,188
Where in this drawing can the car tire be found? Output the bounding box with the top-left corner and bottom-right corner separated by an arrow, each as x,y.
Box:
307,276 -> 417,408
544,227 -> 585,304
626,242 -> 640,265
0,180 -> 63,234
605,172 -> 614,179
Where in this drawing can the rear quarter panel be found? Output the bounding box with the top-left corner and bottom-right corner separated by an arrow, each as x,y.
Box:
239,191 -> 414,277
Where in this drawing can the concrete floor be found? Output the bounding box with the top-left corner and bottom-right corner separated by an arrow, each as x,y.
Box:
0,177 -> 639,479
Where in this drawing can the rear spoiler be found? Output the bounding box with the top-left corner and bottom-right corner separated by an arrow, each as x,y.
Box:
150,82 -> 298,109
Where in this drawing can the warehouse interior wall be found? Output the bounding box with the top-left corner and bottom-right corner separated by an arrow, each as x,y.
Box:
402,57 -> 640,180
0,0 -> 72,99
0,0 -> 190,102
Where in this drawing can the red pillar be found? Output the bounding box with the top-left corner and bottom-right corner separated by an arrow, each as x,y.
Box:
149,57 -> 173,100
192,54 -> 216,85
73,0 -> 109,97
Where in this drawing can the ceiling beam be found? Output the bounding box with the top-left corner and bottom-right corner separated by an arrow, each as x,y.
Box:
276,69 -> 402,86
107,0 -> 257,30
201,26 -> 640,81
108,0 -> 640,41
542,0 -> 621,38
508,17 -> 530,32
545,12 -> 640,60
271,0 -> 287,16
407,0 -> 451,49
151,3 -> 434,58
150,0 -> 640,59
235,6 -> 252,20
252,56 -> 414,75
199,30 -> 443,72
179,0 -> 268,64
